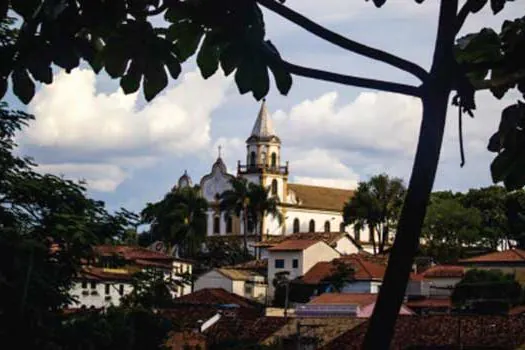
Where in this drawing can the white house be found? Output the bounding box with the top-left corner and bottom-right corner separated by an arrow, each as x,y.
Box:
267,240 -> 340,297
420,265 -> 465,297
194,268 -> 267,302
172,101 -> 379,253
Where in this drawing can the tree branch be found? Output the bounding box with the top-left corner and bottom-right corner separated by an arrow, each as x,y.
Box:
256,0 -> 428,82
455,0 -> 476,34
145,3 -> 168,16
263,47 -> 421,97
472,70 -> 525,91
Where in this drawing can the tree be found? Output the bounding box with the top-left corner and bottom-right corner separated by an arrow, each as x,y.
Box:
247,182 -> 283,243
505,190 -> 525,248
0,102 -> 136,348
343,174 -> 405,254
141,185 -> 208,257
2,0 -> 525,347
422,193 -> 483,263
451,269 -> 522,314
220,177 -> 251,253
322,260 -> 356,293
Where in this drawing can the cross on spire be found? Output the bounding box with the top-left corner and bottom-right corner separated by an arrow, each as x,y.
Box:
218,145 -> 222,158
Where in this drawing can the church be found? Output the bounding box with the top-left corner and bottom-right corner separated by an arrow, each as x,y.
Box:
175,100 -> 372,249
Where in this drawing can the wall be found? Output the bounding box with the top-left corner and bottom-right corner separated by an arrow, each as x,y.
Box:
71,280 -> 133,308
282,208 -> 345,235
232,280 -> 246,297
334,237 -> 360,255
302,242 -> 341,281
340,281 -> 375,294
426,277 -> 462,297
267,250 -> 303,296
172,261 -> 193,297
194,270 -> 233,293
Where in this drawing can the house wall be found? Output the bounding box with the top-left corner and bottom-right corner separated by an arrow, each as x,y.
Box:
172,261 -> 193,297
334,236 -> 361,255
340,281 -> 375,293
71,280 -> 133,308
232,280 -> 246,296
268,250 -> 304,297
426,277 -> 462,297
194,270 -> 233,293
302,242 -> 341,280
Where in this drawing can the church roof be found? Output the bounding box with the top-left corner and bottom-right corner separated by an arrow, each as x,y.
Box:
287,183 -> 354,212
249,99 -> 278,141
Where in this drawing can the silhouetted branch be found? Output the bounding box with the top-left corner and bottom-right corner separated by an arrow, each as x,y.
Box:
256,0 -> 428,82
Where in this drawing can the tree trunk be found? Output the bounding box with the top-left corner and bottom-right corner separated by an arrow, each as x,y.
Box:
363,2 -> 456,346
369,223 -> 377,254
243,206 -> 249,255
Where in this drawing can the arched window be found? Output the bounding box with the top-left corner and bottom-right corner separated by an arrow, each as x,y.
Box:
309,219 -> 315,233
271,179 -> 278,196
261,151 -> 267,165
293,218 -> 300,233
250,151 -> 256,166
271,152 -> 277,167
226,215 -> 233,233
324,221 -> 331,232
213,216 -> 220,234
340,222 -> 346,232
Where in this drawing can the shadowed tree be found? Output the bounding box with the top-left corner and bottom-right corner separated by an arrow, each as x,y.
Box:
2,0 -> 525,347
141,185 -> 208,257
220,177 -> 251,253
247,182 -> 283,242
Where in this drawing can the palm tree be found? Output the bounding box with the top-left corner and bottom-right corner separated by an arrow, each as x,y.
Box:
343,174 -> 406,254
219,177 -> 251,253
141,185 -> 208,257
247,182 -> 283,243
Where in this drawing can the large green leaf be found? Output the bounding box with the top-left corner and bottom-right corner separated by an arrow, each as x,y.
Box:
104,40 -> 129,78
251,58 -> 269,100
0,77 -> 7,99
197,35 -> 220,79
504,153 -> 525,189
165,54 -> 181,80
143,63 -> 167,102
491,151 -> 515,183
219,44 -> 241,77
234,59 -> 253,95
168,21 -> 203,62
120,60 -> 142,94
10,0 -> 41,19
12,69 -> 35,105
491,0 -> 515,14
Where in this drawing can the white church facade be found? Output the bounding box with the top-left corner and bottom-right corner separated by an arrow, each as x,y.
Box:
175,101 -> 373,250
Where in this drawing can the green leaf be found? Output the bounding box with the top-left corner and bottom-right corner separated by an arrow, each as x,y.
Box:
28,64 -> 52,84
0,0 -> 8,19
168,22 -> 203,62
165,55 -> 181,80
251,59 -> 269,101
490,0 -> 509,14
12,69 -> 35,105
197,35 -> 220,79
120,61 -> 142,95
234,59 -> 253,95
371,0 -> 387,7
104,41 -> 129,79
266,41 -> 292,95
143,63 -> 167,102
53,44 -> 80,73
504,154 -> 525,190
470,0 -> 489,13
220,44 -> 241,77
487,132 -> 501,152
491,151 -> 514,183
0,77 -> 6,99
10,0 -> 40,18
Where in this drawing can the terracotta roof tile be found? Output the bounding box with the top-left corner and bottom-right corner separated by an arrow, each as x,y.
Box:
216,268 -> 264,281
421,265 -> 465,278
254,232 -> 355,248
228,259 -> 268,273
79,266 -> 133,282
174,288 -> 263,309
509,305 -> 525,315
268,239 -> 320,251
287,183 -> 354,212
459,248 -> 525,263
322,315 -> 525,349
308,293 -> 377,307
406,298 -> 452,309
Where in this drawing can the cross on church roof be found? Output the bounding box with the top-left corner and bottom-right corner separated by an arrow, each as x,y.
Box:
218,145 -> 222,158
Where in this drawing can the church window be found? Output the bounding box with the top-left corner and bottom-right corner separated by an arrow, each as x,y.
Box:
261,151 -> 267,165
324,221 -> 331,232
309,219 -> 315,232
213,216 -> 220,234
271,152 -> 277,167
271,179 -> 278,196
293,218 -> 300,233
226,215 -> 233,233
250,151 -> 256,166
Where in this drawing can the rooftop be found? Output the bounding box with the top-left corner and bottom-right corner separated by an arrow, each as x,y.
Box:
267,239 -> 320,252
421,265 -> 465,278
79,266 -> 133,282
459,248 -> 525,263
254,231 -> 355,248
308,293 -> 377,307
174,288 -> 263,309
287,183 -> 354,212
216,268 -> 265,281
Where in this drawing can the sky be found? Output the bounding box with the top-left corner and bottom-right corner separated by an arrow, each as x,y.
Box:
6,0 -> 525,213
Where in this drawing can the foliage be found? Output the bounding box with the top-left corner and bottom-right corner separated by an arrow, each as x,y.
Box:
343,174 -> 405,253
141,185 -> 208,257
192,237 -> 253,275
322,260 -> 356,293
451,269 -> 522,314
58,307 -> 172,350
247,182 -> 283,242
506,190 -> 525,248
422,193 -> 483,263
220,177 -> 251,253
0,102 -> 138,347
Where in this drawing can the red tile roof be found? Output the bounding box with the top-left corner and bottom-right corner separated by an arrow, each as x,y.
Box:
309,293 -> 377,307
267,239 -> 320,251
79,266 -> 133,282
459,248 -> 525,263
509,305 -> 525,315
287,183 -> 354,212
95,245 -> 174,261
174,288 -> 263,309
421,265 -> 465,278
406,298 -> 452,309
322,315 -> 525,349
254,232 -> 353,248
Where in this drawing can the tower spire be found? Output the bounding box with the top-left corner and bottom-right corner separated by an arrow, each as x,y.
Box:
250,99 -> 275,138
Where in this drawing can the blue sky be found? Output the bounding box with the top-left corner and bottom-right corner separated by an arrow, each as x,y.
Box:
7,0 -> 524,213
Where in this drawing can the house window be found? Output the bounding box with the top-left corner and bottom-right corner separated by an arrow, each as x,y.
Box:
119,284 -> 125,296
271,152 -> 277,167
244,283 -> 253,296
213,216 -> 220,234
81,281 -> 88,289
105,284 -> 110,295
324,221 -> 331,232
271,179 -> 278,196
340,222 -> 346,232
250,151 -> 256,166
309,219 -> 315,232
275,259 -> 285,269
90,281 -> 97,289
226,215 -> 233,233
293,218 -> 300,233
292,259 -> 299,268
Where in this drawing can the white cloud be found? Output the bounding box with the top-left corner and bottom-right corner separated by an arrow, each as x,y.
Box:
211,137 -> 244,173
36,163 -> 128,192
19,68 -> 231,192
